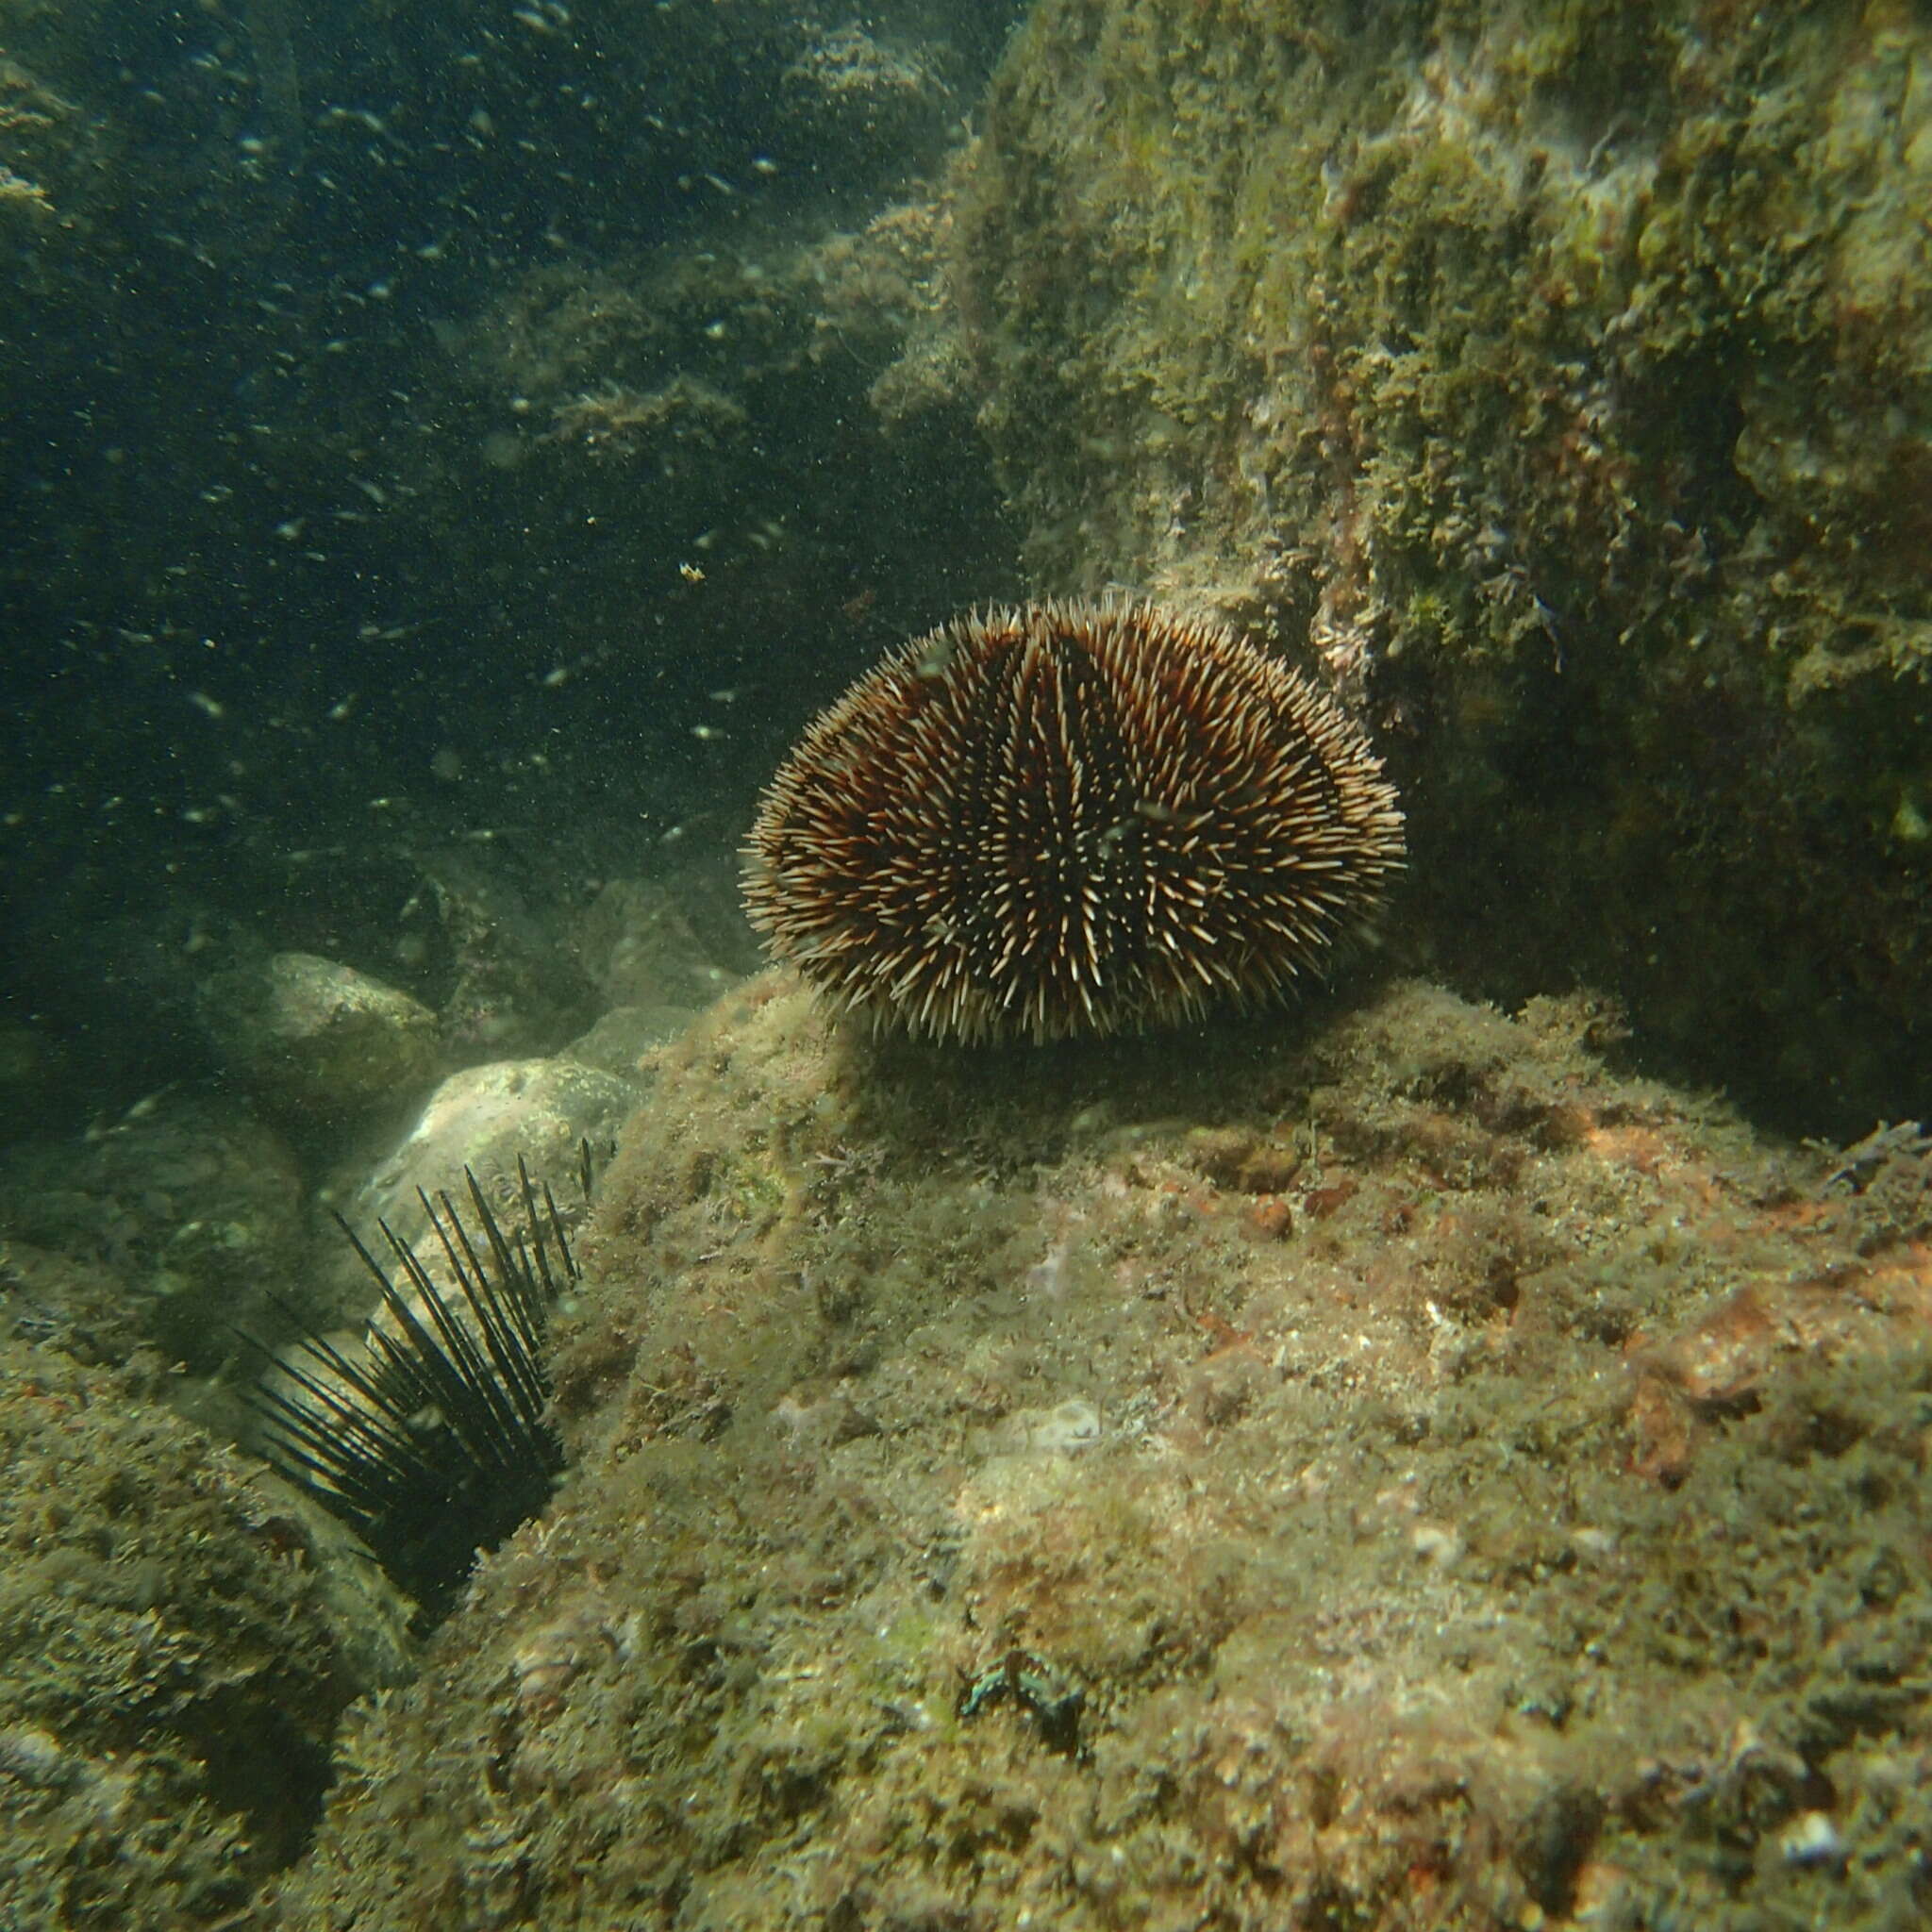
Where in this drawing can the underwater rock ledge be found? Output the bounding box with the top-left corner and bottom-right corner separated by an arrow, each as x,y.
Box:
952,0 -> 1932,1133
261,972 -> 1932,1930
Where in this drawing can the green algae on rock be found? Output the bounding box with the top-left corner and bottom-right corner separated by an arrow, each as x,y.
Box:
0,1332 -> 408,1930
952,0 -> 1932,1130
261,974 -> 1932,1930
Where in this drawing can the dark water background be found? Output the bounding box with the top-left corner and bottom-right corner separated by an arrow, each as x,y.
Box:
3,0 -> 1024,1119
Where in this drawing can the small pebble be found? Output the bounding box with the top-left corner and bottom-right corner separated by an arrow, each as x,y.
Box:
1779,1810 -> 1844,1868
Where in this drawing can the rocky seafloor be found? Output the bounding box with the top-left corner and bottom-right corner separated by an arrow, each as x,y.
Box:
6,892 -> 1932,1929
6,0 -> 1932,1924
233,971 -> 1928,1931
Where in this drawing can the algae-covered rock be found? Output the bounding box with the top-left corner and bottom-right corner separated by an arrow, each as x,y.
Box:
575,876 -> 749,1017
347,1054 -> 640,1224
0,48 -> 118,258
263,972 -> 1932,1929
0,1334 -> 408,1931
562,1001 -> 700,1081
953,0 -> 1932,1131
311,1053 -> 640,1319
406,845 -> 601,1064
198,950 -> 441,1122
0,1089 -> 305,1371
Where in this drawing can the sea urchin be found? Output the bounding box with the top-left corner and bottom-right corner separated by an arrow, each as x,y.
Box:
244,1162 -> 574,1622
743,597 -> 1405,1043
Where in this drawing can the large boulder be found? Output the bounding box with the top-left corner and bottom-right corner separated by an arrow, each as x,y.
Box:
198,950 -> 441,1123
264,973 -> 1932,1928
952,0 -> 1932,1132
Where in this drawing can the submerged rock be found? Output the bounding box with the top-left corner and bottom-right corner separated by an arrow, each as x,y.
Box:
953,0 -> 1932,1131
312,1053 -> 641,1321
0,1089 -> 306,1371
198,950 -> 441,1122
263,971 -> 1932,1928
0,1334 -> 409,1931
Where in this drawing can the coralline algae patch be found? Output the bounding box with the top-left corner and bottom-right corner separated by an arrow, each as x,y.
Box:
268,977 -> 1932,1931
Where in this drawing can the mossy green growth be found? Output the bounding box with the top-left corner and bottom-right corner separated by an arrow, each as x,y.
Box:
0,1335 -> 393,1929
954,0 -> 1932,1133
260,974 -> 1932,1930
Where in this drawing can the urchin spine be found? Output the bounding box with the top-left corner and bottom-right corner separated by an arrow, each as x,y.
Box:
244,1159 -> 575,1621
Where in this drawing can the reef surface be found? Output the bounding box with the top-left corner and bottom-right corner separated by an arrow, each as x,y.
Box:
263,974 -> 1932,1929
954,0 -> 1932,1130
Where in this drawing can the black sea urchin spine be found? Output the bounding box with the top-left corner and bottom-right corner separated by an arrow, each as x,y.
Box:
244,1159 -> 575,1621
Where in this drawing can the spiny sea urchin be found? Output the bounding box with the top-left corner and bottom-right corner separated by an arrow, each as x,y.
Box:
244,1161 -> 575,1622
743,597 -> 1405,1043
